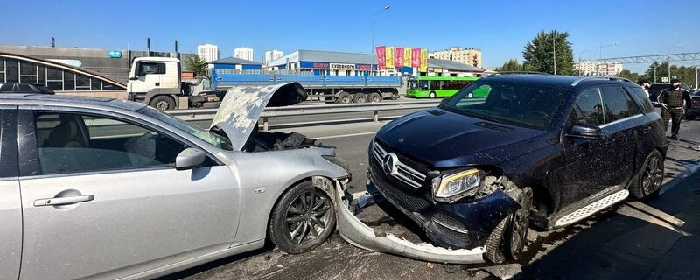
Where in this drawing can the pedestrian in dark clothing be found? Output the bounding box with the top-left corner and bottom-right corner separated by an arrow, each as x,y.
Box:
659,78 -> 692,140
638,79 -> 651,98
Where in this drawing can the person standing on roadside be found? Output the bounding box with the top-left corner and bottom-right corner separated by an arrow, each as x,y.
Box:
638,79 -> 651,98
659,78 -> 691,140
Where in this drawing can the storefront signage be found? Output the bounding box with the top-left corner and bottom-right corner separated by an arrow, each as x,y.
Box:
330,63 -> 355,70
356,64 -> 372,70
108,50 -> 122,58
312,62 -> 330,69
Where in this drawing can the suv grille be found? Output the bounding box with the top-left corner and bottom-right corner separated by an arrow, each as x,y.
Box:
372,141 -> 427,189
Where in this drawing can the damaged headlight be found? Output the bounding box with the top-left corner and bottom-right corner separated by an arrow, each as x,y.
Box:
432,169 -> 483,203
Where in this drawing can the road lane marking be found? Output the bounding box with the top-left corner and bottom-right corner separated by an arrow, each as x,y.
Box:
316,131 -> 376,140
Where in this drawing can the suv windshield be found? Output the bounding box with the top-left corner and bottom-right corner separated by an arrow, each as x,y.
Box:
440,80 -> 569,130
137,106 -> 233,151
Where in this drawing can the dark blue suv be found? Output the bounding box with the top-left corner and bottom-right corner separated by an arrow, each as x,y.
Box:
367,74 -> 668,263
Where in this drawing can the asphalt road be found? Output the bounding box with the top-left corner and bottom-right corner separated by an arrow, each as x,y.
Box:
157,115 -> 700,280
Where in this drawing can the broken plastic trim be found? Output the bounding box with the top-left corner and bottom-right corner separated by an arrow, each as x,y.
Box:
330,180 -> 487,265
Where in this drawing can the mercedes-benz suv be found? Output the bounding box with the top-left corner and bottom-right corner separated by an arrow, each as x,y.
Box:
366,74 -> 668,263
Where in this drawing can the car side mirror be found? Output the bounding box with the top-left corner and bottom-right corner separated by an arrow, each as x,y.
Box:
566,124 -> 602,140
176,148 -> 206,170
129,76 -> 138,81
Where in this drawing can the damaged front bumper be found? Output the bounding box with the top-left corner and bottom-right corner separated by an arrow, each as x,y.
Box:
330,181 -> 488,264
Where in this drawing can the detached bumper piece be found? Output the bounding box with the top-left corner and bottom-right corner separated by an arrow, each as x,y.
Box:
333,182 -> 487,265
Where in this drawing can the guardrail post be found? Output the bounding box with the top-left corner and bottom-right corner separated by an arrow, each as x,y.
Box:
263,117 -> 270,131
374,110 -> 379,122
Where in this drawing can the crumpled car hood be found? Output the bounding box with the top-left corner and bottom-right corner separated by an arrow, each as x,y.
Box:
210,82 -> 307,151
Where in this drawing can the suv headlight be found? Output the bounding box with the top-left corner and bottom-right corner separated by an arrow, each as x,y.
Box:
432,169 -> 483,203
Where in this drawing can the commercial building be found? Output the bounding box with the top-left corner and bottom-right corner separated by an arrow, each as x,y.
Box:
209,56 -> 263,75
198,44 -> 220,63
264,50 -> 284,66
0,44 -> 194,84
574,60 -> 624,76
268,49 -> 483,77
429,47 -> 482,68
234,47 -> 254,62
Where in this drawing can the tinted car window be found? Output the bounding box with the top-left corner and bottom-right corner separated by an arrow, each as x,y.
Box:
627,86 -> 655,113
442,80 -> 568,130
571,87 -> 605,126
34,112 -> 186,175
601,86 -> 636,123
18,84 -> 32,92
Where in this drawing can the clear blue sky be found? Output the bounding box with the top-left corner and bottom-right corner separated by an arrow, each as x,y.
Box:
1,0 -> 698,73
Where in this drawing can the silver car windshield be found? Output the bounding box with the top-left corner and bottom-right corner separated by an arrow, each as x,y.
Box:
137,106 -> 234,151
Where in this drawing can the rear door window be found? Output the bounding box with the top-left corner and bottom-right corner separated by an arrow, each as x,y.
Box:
626,86 -> 654,113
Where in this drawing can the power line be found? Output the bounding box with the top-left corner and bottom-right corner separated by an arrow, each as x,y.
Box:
595,52 -> 700,64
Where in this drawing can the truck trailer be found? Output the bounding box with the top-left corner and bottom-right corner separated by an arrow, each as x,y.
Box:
127,57 -> 403,110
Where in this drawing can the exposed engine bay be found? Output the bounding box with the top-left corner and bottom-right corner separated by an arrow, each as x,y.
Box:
243,128 -> 319,152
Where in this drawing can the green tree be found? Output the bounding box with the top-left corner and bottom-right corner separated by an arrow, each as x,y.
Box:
496,59 -> 523,72
522,30 -> 575,75
644,62 -> 697,86
186,55 -> 208,77
618,70 -> 640,82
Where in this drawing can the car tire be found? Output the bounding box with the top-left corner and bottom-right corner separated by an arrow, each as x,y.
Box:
336,92 -> 352,104
484,187 -> 532,263
429,91 -> 437,98
353,93 -> 368,103
629,150 -> 664,199
149,95 -> 176,111
268,181 -> 336,254
369,92 -> 382,103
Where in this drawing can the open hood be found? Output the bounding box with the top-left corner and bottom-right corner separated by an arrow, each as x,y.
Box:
210,82 -> 307,151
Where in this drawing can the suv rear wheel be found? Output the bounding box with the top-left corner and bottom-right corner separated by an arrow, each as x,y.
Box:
629,150 -> 664,199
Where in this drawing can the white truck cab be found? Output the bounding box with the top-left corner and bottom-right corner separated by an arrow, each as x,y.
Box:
128,57 -> 182,110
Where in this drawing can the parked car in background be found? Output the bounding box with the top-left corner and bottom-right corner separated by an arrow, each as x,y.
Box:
365,74 -> 667,264
648,82 -> 691,106
0,83 -> 350,280
0,82 -> 55,94
686,90 -> 700,119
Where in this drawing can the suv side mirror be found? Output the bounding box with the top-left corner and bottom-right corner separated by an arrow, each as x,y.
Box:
129,76 -> 138,81
176,148 -> 206,170
566,124 -> 602,139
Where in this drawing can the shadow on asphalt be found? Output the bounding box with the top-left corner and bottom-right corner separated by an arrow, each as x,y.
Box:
155,243 -> 276,280
519,171 -> 700,280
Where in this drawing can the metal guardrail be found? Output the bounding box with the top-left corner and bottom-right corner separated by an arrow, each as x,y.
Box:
168,100 -> 448,131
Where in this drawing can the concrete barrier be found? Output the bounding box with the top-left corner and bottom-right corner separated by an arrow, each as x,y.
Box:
56,90 -> 128,100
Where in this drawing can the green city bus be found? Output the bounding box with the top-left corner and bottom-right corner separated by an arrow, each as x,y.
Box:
406,76 -> 480,98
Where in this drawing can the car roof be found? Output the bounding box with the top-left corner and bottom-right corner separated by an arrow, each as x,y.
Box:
482,74 -> 637,90
0,94 -> 146,111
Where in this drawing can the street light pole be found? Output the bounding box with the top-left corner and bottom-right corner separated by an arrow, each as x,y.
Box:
371,6 -> 390,76
553,31 -> 556,75
127,40 -> 131,69
578,49 -> 593,76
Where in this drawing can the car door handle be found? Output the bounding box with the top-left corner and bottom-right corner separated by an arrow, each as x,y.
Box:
642,126 -> 652,133
605,138 -> 616,145
34,195 -> 94,207
155,82 -> 160,86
